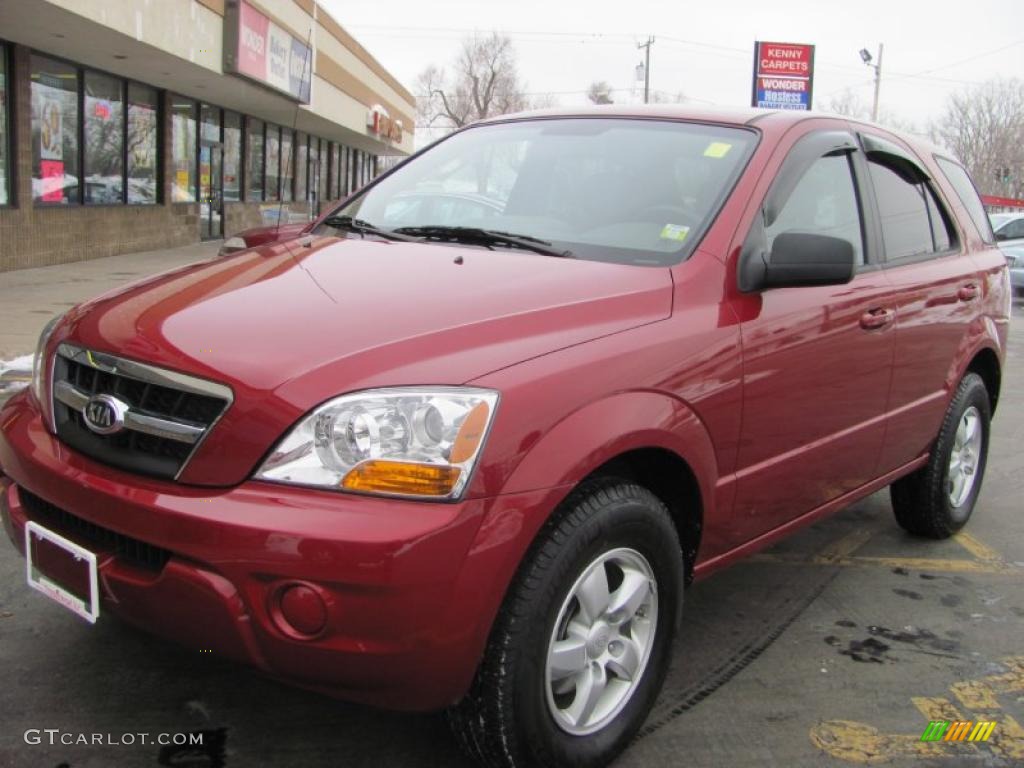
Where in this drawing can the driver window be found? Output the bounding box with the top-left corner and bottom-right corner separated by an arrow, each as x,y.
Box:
766,154 -> 865,265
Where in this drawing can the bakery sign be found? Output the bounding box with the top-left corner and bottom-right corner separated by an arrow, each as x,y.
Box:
224,0 -> 312,103
367,106 -> 403,143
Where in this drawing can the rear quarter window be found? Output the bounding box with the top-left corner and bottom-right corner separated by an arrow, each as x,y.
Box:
936,157 -> 996,244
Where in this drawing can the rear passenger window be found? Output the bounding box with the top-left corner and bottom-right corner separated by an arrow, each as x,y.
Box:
766,154 -> 864,265
936,157 -> 995,243
869,159 -> 955,260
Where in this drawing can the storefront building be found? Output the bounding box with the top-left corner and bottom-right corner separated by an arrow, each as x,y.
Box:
0,0 -> 415,272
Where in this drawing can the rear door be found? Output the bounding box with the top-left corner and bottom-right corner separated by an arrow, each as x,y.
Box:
730,129 -> 898,545
856,132 -> 979,473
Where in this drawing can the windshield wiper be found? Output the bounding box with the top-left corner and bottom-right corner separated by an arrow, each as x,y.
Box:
320,215 -> 419,242
393,226 -> 573,258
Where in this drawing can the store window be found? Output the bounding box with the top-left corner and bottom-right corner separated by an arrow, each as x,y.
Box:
170,96 -> 197,202
127,84 -> 158,204
318,138 -> 328,205
341,146 -> 351,197
31,55 -> 80,204
265,124 -> 280,201
0,44 -> 9,205
281,127 -> 294,202
84,71 -> 124,204
295,132 -> 308,202
329,143 -> 340,200
246,117 -> 264,201
224,111 -> 242,203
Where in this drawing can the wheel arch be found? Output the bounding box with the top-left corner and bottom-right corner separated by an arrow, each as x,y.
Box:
573,447 -> 703,585
964,346 -> 1001,415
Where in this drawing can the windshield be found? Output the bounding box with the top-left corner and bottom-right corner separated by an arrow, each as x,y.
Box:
318,118 -> 757,266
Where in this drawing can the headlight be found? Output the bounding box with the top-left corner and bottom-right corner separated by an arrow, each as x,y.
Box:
31,313 -> 64,408
255,387 -> 499,499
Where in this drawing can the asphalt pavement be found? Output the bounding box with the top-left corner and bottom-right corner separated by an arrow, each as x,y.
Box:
0,297 -> 1021,768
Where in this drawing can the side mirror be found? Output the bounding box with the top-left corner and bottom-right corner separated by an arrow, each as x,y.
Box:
741,231 -> 856,291
995,230 -> 1008,241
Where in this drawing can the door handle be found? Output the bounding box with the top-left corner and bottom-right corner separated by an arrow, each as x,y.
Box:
860,307 -> 895,330
957,283 -> 979,301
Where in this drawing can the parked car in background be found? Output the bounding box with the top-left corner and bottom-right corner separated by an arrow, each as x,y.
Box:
992,212 -> 1024,247
1002,243 -> 1024,297
1,106 -> 1009,768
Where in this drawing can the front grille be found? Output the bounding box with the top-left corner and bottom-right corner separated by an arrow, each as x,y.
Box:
51,344 -> 231,480
19,488 -> 171,571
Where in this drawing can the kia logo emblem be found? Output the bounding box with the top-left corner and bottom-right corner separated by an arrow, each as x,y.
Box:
83,395 -> 127,436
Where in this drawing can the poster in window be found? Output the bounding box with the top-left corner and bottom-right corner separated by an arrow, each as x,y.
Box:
40,159 -> 65,202
38,87 -> 63,161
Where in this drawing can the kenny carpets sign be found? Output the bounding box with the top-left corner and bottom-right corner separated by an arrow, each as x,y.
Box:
751,41 -> 815,110
224,0 -> 312,103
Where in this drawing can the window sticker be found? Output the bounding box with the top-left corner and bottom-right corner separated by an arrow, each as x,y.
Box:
660,224 -> 691,242
704,141 -> 733,159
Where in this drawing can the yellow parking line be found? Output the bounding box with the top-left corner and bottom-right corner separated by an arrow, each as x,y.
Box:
749,553 -> 1018,575
912,696 -> 965,722
953,532 -> 1003,563
848,556 -> 1016,575
813,529 -> 875,564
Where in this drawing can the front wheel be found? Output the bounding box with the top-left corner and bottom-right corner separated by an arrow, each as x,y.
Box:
890,372 -> 991,539
448,481 -> 684,768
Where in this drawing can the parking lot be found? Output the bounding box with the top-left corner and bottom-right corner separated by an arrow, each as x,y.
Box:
1,298 -> 1021,768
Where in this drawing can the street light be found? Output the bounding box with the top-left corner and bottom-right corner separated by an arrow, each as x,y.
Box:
860,44 -> 883,122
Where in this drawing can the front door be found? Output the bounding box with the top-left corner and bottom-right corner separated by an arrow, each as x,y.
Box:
730,132 -> 897,545
200,142 -> 223,240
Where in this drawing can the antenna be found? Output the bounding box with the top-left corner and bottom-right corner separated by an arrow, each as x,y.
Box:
277,27 -> 314,238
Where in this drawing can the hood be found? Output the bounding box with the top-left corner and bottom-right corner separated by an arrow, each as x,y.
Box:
62,236 -> 672,485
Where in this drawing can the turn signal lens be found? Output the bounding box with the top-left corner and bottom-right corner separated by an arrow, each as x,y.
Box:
450,402 -> 490,463
342,460 -> 461,496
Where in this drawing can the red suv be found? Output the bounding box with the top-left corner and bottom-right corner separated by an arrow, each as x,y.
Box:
0,107 -> 1009,768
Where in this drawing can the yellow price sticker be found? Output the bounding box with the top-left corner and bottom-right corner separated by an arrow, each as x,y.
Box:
704,142 -> 733,159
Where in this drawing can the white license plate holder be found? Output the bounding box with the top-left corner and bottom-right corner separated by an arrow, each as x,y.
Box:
25,520 -> 99,624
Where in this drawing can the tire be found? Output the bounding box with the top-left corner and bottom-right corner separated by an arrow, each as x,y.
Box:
890,372 -> 991,539
448,480 -> 684,768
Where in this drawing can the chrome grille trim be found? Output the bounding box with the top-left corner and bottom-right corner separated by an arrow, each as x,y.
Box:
56,343 -> 233,401
53,380 -> 206,444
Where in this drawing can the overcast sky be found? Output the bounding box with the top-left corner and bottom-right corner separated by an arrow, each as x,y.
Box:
321,0 -> 1022,141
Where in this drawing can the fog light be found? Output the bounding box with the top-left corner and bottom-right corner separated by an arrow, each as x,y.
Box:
275,583 -> 327,637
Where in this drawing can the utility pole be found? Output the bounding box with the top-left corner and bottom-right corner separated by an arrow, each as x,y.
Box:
870,43 -> 884,122
638,37 -> 654,104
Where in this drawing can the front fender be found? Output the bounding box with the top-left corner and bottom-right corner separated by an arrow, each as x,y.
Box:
438,391 -> 718,703
501,390 -> 718,510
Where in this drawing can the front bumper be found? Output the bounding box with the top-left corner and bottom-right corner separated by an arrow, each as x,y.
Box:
0,391 -> 560,710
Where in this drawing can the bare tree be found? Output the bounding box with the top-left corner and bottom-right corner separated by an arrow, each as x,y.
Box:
931,78 -> 1024,197
416,32 -> 529,132
817,89 -> 922,137
823,89 -> 869,119
586,81 -> 614,105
